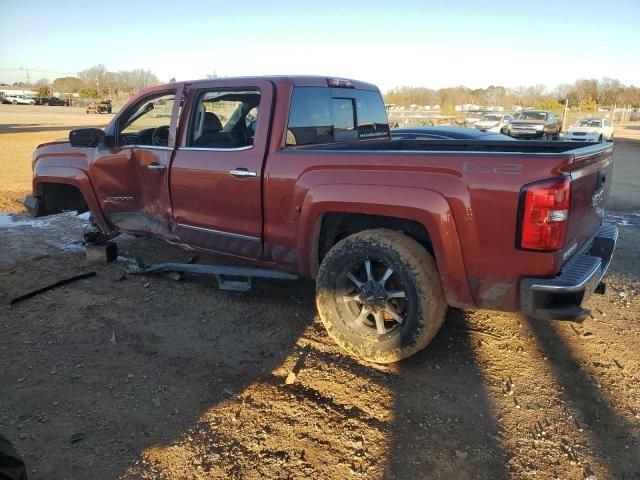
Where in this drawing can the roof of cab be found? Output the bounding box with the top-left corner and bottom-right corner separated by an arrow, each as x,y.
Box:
181,75 -> 380,91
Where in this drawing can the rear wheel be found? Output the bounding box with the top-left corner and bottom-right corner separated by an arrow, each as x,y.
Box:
316,229 -> 447,363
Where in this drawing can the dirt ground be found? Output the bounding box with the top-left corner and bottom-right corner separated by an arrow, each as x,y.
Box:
1,106 -> 639,479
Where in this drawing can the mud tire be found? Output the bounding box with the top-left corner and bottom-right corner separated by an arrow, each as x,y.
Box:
316,229 -> 447,363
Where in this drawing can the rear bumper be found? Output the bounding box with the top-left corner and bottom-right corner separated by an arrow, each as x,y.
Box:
520,223 -> 618,320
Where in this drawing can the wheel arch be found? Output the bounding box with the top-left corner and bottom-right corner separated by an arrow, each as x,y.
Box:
297,184 -> 474,308
33,165 -> 111,232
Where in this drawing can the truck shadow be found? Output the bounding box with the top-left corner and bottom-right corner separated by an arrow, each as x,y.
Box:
108,254 -> 510,479
1,229 -> 508,479
385,308 -> 510,479
522,314 -> 639,477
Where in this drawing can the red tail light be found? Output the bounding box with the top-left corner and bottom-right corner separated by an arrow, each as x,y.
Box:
518,177 -> 571,251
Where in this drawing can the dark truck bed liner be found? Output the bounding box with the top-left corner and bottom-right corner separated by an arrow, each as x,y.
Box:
296,138 -> 611,156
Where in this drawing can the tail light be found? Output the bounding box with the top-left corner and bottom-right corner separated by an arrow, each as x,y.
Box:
327,78 -> 354,88
518,177 -> 571,251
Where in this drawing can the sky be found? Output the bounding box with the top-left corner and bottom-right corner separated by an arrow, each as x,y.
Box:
1,0 -> 639,93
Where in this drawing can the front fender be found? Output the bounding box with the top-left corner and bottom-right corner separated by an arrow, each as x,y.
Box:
296,184 -> 474,308
33,165 -> 111,233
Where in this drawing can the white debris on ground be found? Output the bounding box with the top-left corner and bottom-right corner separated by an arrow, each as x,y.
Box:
0,212 -> 90,265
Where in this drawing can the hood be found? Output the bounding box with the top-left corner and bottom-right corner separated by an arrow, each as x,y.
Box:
568,126 -> 601,134
475,120 -> 499,128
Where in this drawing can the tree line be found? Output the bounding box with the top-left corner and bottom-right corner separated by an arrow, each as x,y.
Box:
384,78 -> 640,109
14,64 -> 161,99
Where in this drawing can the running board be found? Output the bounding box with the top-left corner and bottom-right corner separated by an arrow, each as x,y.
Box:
127,261 -> 298,292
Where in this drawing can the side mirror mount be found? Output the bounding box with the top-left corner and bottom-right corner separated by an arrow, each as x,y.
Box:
69,128 -> 105,148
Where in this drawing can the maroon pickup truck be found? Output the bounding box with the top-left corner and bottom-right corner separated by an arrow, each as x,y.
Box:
25,76 -> 617,363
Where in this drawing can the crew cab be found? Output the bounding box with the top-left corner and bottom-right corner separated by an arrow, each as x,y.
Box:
508,110 -> 562,140
25,76 -> 617,363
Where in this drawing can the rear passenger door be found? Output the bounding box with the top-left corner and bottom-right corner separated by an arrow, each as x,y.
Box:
170,80 -> 274,259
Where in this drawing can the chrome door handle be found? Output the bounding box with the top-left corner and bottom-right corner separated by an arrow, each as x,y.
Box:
229,168 -> 257,178
148,163 -> 166,172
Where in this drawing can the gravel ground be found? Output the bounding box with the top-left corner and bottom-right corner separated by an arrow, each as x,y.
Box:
1,107 -> 639,479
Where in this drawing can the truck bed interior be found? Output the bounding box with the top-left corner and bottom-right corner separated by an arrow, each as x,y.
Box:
300,139 -> 613,155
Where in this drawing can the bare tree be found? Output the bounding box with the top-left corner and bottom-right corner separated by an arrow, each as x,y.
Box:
597,78 -> 622,106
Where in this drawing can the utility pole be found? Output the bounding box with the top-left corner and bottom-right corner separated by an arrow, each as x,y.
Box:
612,103 -> 617,126
561,98 -> 569,132
19,67 -> 31,92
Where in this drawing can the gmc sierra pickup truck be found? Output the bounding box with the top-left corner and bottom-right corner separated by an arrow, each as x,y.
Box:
25,76 -> 617,363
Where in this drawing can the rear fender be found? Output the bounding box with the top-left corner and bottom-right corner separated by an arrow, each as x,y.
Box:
297,184 -> 473,308
33,165 -> 111,233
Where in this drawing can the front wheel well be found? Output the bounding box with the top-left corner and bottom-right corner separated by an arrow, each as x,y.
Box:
35,182 -> 88,215
317,212 -> 433,267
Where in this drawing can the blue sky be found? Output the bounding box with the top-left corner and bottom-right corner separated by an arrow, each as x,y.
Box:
1,0 -> 638,92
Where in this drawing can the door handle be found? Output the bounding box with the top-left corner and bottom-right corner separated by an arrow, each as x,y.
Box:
229,168 -> 257,178
148,163 -> 166,172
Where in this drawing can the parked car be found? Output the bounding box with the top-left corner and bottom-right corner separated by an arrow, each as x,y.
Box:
464,111 -> 485,127
564,118 -> 614,142
507,110 -> 561,140
392,126 -> 515,141
9,95 -> 36,105
25,75 -> 617,363
473,114 -> 514,134
86,100 -> 112,114
0,95 -> 11,104
35,96 -> 69,106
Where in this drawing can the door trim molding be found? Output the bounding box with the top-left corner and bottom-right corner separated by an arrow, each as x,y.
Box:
177,223 -> 260,242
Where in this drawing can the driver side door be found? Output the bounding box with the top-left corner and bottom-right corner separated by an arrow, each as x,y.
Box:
88,84 -> 184,238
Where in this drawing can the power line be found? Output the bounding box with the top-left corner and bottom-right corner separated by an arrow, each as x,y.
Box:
0,67 -> 77,75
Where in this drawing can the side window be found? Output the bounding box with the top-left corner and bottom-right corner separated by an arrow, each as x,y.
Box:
188,89 -> 261,149
286,87 -> 389,146
603,119 -> 610,127
353,89 -> 390,139
119,92 -> 176,147
286,88 -> 333,146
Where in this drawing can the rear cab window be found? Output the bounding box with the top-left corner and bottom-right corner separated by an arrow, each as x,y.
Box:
286,87 -> 389,146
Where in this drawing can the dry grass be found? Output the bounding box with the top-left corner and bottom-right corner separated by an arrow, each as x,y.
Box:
0,105 -> 111,212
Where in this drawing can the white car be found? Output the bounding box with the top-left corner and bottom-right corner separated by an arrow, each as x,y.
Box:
473,114 -> 514,134
9,95 -> 35,105
564,118 -> 613,142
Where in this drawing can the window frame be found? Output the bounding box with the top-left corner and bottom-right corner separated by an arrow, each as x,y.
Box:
183,87 -> 262,152
285,86 -> 390,148
114,88 -> 179,150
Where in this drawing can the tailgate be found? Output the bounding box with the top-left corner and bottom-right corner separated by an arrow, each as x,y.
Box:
564,143 -> 614,261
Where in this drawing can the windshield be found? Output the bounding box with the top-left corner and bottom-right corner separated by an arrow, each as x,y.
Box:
516,111 -> 547,120
481,115 -> 501,122
577,119 -> 602,127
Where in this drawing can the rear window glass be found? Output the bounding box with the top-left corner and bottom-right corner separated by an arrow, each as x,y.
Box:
286,87 -> 389,146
